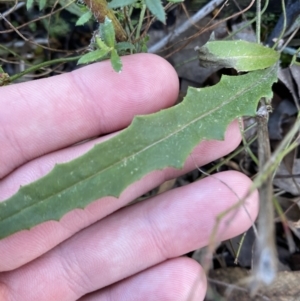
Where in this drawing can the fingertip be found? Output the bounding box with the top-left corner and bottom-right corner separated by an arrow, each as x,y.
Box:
172,257 -> 207,301
124,53 -> 180,100
72,53 -> 180,130
121,53 -> 180,113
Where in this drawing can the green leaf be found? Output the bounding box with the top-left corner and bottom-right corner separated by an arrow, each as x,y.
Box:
77,49 -> 110,65
145,0 -> 165,24
100,17 -> 116,48
26,0 -> 34,10
110,49 -> 122,72
167,0 -> 184,2
108,0 -> 137,8
59,0 -> 83,17
96,37 -> 111,51
197,40 -> 280,72
39,0 -> 46,10
0,64 -> 278,239
76,11 -> 93,26
115,42 -> 135,52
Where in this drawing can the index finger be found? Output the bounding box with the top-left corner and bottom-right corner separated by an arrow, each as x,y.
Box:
0,54 -> 179,178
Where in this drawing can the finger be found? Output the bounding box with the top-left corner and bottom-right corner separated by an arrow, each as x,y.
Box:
79,258 -> 206,301
0,54 -> 179,178
0,121 -> 242,271
0,171 -> 258,301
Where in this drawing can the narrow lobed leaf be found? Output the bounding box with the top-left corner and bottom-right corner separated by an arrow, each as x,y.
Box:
110,48 -> 122,72
76,11 -> 93,26
196,40 -> 280,72
0,64 -> 278,239
115,42 -> 135,52
100,17 -> 116,48
77,49 -> 110,65
96,37 -> 111,51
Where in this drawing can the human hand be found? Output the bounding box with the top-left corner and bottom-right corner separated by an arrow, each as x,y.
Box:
0,54 -> 258,301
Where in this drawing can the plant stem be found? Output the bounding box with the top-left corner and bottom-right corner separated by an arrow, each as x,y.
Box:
251,2 -> 278,290
9,56 -> 82,83
135,2 -> 147,41
239,118 -> 258,166
225,0 -> 269,41
272,0 -> 287,49
199,134 -> 257,179
251,106 -> 277,294
83,0 -> 127,41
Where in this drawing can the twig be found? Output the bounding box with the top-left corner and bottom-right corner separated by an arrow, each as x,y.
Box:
249,1 -> 278,292
0,1 -> 25,20
157,0 -> 255,59
2,38 -> 49,48
148,0 -> 226,53
250,105 -> 277,294
0,2 -> 79,53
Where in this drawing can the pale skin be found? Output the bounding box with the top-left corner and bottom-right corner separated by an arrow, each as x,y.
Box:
0,54 -> 258,301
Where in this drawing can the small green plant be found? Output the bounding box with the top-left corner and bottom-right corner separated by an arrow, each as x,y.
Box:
77,16 -> 135,72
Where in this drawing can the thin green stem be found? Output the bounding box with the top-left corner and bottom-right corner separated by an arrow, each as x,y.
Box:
0,43 -> 24,60
9,56 -> 82,82
124,6 -> 134,37
135,2 -> 147,41
239,118 -> 259,166
234,232 -> 247,265
291,45 -> 300,65
225,0 -> 269,41
252,114 -> 300,192
273,0 -> 287,49
199,134 -> 257,179
273,196 -> 296,253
